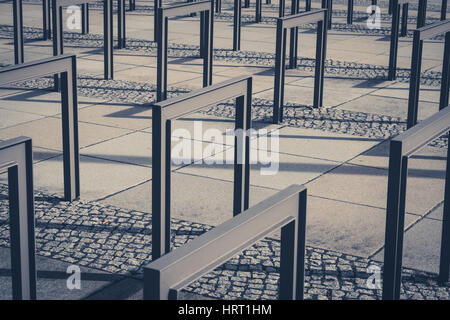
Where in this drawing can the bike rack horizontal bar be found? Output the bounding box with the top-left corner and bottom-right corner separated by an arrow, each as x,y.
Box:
144,184 -> 307,300
0,136 -> 36,300
151,75 -> 252,260
273,9 -> 328,123
156,0 -> 214,102
408,19 -> 450,128
383,106 -> 450,299
0,54 -> 80,202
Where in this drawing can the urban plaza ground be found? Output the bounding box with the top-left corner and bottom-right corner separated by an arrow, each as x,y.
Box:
0,0 -> 449,300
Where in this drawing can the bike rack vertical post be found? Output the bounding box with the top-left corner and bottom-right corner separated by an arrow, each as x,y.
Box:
233,0 -> 241,50
289,0 -> 300,69
118,0 -> 126,48
0,137 -> 37,300
42,0 -> 52,40
13,0 -> 24,65
81,3 -> 89,34
439,137 -> 450,283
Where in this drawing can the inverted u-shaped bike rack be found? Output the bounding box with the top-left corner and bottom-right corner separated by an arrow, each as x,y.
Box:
144,184 -> 307,300
0,137 -> 36,300
0,54 -> 80,202
151,75 -> 252,259
383,107 -> 450,300
408,19 -> 450,129
156,0 -> 214,102
273,9 -> 328,124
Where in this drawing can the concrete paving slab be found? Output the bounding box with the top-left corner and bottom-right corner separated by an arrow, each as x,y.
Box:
178,148 -> 340,190
372,218 -> 443,274
0,108 -> 44,129
100,171 -> 278,225
0,117 -> 132,151
305,162 -> 446,216
306,195 -> 418,257
335,94 -> 440,120
28,154 -> 151,201
254,126 -> 381,162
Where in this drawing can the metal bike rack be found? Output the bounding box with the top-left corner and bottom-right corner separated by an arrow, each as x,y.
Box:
151,75 -> 252,259
144,184 -> 307,300
156,0 -> 214,102
383,107 -> 450,299
0,137 -> 36,300
408,19 -> 450,129
0,54 -> 80,202
273,9 -> 328,124
347,0 -> 377,24
13,0 -> 24,65
388,0 -> 427,80
52,0 -> 126,87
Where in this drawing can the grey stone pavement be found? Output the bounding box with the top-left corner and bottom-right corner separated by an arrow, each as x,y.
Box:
0,0 -> 449,299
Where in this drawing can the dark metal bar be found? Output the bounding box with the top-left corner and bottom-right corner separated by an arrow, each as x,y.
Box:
13,0 -> 24,65
306,0 -> 311,11
407,30 -> 423,129
417,0 -> 427,28
118,0 -> 126,48
388,0 -> 401,80
322,0 -> 332,29
144,185 -> 307,300
216,0 -> 221,12
233,0 -> 241,50
256,0 -> 262,22
104,0 -> 113,79
244,0 -> 250,8
0,137 -> 36,300
129,0 -> 135,11
382,141 -> 407,300
442,0 -> 447,20
42,0 -> 51,40
152,76 -> 252,260
440,32 -> 450,110
439,139 -> 450,283
273,9 -> 327,123
0,55 -> 80,202
289,0 -> 300,69
154,0 -> 162,40
279,0 -> 285,17
81,3 -> 89,34
156,0 -> 214,102
347,0 -> 353,24
400,3 -> 408,37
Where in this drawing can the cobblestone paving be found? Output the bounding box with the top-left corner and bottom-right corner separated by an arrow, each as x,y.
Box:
0,184 -> 449,299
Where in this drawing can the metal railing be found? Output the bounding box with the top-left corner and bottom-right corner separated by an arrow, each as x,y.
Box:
273,9 -> 328,124
0,136 -> 36,300
0,54 -> 80,202
388,0 -> 427,80
151,75 -> 252,259
144,184 -> 307,300
408,19 -> 450,129
156,0 -> 214,102
383,106 -> 450,299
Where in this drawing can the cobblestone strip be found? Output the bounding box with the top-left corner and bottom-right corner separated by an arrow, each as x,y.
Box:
0,185 -> 449,299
